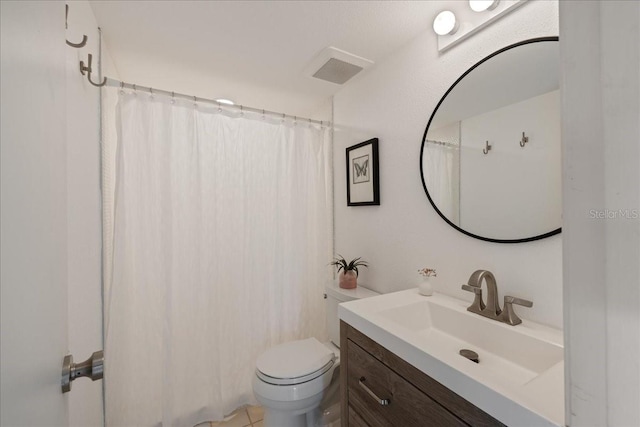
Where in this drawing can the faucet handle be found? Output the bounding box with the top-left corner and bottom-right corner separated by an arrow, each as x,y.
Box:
461,284 -> 485,314
505,296 -> 533,308
499,296 -> 533,325
461,284 -> 482,294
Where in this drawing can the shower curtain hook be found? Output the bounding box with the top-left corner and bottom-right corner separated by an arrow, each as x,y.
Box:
294,116 -> 297,126
149,87 -> 154,99
240,105 -> 244,117
262,109 -> 265,120
171,91 -> 175,104
119,81 -> 124,94
281,113 -> 285,124
217,100 -> 222,112
132,84 -> 137,96
308,118 -> 312,128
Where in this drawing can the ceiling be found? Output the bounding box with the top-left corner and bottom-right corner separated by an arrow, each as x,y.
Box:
90,1 -> 444,118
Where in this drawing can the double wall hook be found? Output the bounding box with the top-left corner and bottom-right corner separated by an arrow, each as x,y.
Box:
519,131 -> 529,148
65,5 -> 88,48
79,54 -> 107,87
482,140 -> 492,155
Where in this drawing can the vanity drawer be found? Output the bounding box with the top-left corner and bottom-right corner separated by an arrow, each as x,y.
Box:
348,405 -> 369,427
341,321 -> 505,427
347,339 -> 466,427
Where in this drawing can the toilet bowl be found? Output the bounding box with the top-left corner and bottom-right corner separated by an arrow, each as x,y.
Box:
253,339 -> 339,427
253,282 -> 379,427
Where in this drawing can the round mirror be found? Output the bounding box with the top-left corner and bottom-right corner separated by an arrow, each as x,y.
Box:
420,37 -> 561,243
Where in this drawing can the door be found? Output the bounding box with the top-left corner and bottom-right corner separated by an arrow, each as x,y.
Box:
1,1 -> 70,425
1,1 -> 104,425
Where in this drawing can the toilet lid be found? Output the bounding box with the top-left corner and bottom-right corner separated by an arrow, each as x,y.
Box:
256,338 -> 335,382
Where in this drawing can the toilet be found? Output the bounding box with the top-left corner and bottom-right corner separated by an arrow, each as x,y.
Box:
252,281 -> 379,427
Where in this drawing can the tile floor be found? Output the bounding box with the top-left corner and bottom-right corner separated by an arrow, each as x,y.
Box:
195,405 -> 264,427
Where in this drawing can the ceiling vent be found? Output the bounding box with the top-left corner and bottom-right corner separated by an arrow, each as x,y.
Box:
305,47 -> 374,85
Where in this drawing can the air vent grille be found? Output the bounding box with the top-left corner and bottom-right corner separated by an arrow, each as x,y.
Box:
304,47 -> 373,85
312,58 -> 364,85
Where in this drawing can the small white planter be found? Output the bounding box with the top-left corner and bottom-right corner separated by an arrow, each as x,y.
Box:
418,277 -> 434,296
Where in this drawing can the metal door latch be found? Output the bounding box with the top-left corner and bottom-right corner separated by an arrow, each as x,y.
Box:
61,350 -> 104,393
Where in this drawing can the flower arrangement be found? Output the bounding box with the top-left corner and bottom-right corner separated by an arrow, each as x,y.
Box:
418,268 -> 437,277
330,255 -> 368,277
417,267 -> 436,296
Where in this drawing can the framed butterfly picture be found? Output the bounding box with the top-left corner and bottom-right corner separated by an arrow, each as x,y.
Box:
346,138 -> 380,206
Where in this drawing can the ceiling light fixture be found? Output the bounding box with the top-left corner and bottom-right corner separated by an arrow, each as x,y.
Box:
469,0 -> 500,12
433,11 -> 459,36
216,98 -> 235,105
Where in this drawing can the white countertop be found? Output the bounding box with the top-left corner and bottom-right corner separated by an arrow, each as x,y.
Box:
339,289 -> 565,427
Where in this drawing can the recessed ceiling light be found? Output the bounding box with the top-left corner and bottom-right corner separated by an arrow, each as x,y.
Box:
433,11 -> 459,36
469,0 -> 500,12
216,98 -> 235,105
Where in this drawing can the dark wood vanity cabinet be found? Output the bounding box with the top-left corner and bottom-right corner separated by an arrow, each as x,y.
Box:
340,321 -> 505,427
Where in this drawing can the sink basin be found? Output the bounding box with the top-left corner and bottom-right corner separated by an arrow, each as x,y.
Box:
379,299 -> 563,385
339,289 -> 565,427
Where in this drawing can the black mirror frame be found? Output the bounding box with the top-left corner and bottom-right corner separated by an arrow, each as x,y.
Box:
420,36 -> 562,244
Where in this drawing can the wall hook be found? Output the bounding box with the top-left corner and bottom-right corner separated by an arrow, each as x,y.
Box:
65,5 -> 88,48
519,131 -> 529,148
79,54 -> 107,87
482,140 -> 492,155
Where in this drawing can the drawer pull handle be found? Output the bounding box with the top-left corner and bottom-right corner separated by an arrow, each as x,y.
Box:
359,377 -> 391,406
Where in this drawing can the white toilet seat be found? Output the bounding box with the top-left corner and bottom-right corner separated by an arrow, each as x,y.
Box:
257,359 -> 335,386
253,339 -> 340,403
256,337 -> 335,381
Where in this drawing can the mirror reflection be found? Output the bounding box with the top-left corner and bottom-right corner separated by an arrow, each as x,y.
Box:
421,38 -> 561,242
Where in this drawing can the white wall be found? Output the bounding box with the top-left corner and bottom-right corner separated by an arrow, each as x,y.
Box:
1,1 -> 69,425
460,90 -> 561,239
333,0 -> 562,328
65,1 -> 118,425
560,1 -> 640,426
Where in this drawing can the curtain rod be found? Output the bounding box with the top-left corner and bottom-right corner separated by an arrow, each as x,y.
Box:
426,139 -> 459,148
104,78 -> 328,126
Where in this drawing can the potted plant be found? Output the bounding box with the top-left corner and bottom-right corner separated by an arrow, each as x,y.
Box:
330,255 -> 368,289
417,267 -> 437,296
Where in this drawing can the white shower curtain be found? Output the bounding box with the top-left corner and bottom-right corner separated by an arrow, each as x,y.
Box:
423,143 -> 460,224
104,90 -> 332,426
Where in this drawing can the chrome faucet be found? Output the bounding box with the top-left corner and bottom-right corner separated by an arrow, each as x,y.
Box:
461,270 -> 533,325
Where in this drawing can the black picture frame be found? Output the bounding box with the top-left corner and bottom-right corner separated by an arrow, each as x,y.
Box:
346,138 -> 380,206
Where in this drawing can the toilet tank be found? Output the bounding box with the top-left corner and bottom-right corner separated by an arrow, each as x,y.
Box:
325,281 -> 379,348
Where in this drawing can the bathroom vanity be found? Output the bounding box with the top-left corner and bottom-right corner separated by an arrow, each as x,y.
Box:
339,290 -> 564,427
341,321 -> 503,426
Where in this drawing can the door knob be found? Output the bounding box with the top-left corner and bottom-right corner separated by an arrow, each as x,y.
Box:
61,350 -> 104,393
